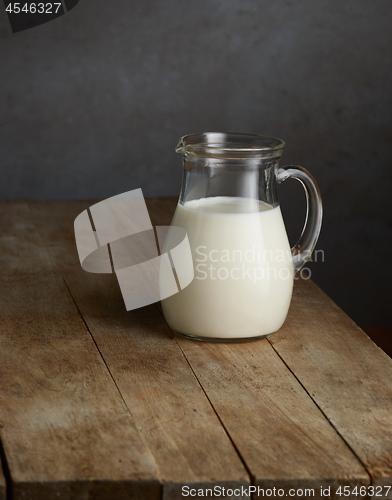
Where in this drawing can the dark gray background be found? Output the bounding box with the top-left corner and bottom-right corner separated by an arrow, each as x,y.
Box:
1,0 -> 391,329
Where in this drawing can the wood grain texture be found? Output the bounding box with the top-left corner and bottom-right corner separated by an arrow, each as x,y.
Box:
25,200 -> 90,272
0,274 -> 160,500
29,199 -> 250,498
30,200 -> 372,498
0,202 -> 161,499
175,334 -> 369,498
0,201 -> 50,274
270,279 -> 392,496
145,198 -> 392,495
2,199 -> 391,500
63,271 -> 250,500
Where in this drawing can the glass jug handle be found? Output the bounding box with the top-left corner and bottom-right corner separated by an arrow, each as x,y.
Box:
277,166 -> 323,274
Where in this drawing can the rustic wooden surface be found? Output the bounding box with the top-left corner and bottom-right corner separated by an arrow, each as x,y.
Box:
0,199 -> 391,500
271,281 -> 392,490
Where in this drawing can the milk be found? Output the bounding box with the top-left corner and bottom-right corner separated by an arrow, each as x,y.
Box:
161,196 -> 294,340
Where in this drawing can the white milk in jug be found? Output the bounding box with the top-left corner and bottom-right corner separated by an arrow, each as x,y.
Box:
161,196 -> 294,340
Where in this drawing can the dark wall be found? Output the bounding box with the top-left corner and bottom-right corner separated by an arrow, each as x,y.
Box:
1,0 -> 391,328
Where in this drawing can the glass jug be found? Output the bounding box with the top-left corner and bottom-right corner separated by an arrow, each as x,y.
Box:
161,132 -> 322,342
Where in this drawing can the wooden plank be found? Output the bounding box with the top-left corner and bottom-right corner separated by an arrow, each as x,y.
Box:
0,202 -> 161,499
63,271 -> 250,500
26,204 -> 251,498
269,279 -> 392,496
0,274 -> 160,500
175,333 -> 369,498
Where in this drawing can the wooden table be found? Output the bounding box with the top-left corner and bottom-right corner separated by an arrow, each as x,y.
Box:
0,199 -> 391,500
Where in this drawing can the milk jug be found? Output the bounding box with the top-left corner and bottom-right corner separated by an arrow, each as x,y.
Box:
161,132 -> 322,341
